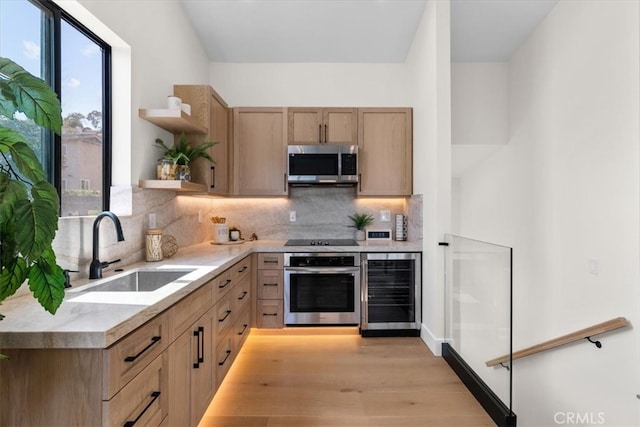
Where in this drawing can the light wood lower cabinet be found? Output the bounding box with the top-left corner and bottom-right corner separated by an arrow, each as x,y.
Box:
0,256 -> 254,427
256,253 -> 284,328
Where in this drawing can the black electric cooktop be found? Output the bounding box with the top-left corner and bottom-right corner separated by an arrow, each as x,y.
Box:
284,239 -> 358,247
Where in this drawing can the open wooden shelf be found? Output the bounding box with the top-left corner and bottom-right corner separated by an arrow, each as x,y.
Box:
138,108 -> 207,134
139,179 -> 207,192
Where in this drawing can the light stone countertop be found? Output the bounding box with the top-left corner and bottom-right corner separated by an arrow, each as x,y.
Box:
0,239 -> 421,350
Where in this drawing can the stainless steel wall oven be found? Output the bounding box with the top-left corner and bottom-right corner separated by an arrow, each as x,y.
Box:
284,253 -> 360,325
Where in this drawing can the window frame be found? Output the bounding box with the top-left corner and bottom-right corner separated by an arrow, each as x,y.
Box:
33,0 -> 112,214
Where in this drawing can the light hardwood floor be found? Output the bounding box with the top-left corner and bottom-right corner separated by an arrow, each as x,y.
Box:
199,328 -> 495,427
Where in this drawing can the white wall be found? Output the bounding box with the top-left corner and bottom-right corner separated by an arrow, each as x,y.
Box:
209,63 -> 408,107
405,0 -> 451,354
451,62 -> 508,146
75,0 -> 210,185
456,1 -> 640,425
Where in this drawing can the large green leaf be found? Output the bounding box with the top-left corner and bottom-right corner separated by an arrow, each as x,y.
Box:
0,256 -> 27,300
14,194 -> 59,263
0,127 -> 46,183
28,250 -> 65,315
0,57 -> 61,134
0,79 -> 16,118
0,172 -> 27,223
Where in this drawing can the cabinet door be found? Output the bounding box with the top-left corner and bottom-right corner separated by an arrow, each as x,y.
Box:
167,309 -> 216,427
233,107 -> 288,196
323,108 -> 357,145
174,85 -> 231,195
288,108 -> 322,144
357,108 -> 413,196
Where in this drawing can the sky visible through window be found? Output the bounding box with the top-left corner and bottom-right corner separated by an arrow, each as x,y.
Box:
0,0 -> 102,125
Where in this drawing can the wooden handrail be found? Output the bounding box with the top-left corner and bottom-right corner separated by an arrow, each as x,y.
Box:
486,317 -> 630,367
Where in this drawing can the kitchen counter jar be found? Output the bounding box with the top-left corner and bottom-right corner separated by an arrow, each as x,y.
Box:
146,229 -> 163,261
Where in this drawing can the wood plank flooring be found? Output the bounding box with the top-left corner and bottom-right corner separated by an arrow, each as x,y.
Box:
199,328 -> 494,427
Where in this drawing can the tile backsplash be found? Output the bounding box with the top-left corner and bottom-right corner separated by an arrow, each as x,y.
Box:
53,186 -> 423,278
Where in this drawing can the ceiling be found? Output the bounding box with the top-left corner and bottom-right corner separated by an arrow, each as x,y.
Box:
181,0 -> 558,63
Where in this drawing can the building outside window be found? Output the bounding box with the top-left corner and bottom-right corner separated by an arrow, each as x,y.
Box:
0,0 -> 111,216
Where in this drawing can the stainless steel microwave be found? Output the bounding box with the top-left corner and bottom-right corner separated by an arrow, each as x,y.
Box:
287,144 -> 358,184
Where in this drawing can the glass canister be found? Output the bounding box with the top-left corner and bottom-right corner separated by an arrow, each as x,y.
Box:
146,229 -> 163,261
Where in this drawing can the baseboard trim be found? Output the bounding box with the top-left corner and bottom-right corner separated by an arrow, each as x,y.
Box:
442,343 -> 517,427
420,323 -> 443,356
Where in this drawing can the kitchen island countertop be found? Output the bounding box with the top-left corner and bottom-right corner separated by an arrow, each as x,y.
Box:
0,239 -> 421,349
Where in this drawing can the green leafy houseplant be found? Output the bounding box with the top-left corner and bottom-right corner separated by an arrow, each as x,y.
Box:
348,212 -> 374,231
154,132 -> 217,166
0,57 -> 66,319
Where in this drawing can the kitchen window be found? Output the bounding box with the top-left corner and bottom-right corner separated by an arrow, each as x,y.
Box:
0,0 -> 112,216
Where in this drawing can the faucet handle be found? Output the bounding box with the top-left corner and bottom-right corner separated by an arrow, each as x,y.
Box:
100,259 -> 122,269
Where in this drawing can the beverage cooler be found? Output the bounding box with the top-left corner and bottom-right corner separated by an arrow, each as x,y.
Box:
360,252 -> 421,337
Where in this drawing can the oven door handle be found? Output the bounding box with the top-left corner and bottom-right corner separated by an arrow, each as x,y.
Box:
284,267 -> 359,274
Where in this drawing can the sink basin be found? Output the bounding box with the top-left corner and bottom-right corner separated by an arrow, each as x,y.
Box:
81,269 -> 193,292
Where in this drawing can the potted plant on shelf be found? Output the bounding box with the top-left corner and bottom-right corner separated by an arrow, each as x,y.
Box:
153,132 -> 217,181
0,57 -> 66,322
348,212 -> 374,241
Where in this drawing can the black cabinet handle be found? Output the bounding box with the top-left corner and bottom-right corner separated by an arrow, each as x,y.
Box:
210,165 -> 215,189
263,283 -> 278,287
218,349 -> 231,366
237,324 -> 248,336
124,391 -> 161,427
237,291 -> 248,300
263,259 -> 279,264
124,336 -> 161,362
284,173 -> 287,192
219,279 -> 232,289
318,124 -> 322,143
358,173 -> 362,192
263,312 -> 278,316
238,266 -> 248,273
219,310 -> 232,322
193,328 -> 201,368
324,124 -> 327,144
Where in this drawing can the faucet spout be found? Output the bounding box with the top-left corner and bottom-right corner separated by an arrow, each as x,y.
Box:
89,211 -> 125,279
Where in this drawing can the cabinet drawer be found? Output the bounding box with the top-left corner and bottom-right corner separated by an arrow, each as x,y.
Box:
168,282 -> 212,341
215,336 -> 234,388
232,309 -> 251,351
230,255 -> 251,283
104,313 -> 169,399
212,270 -> 232,302
103,353 -> 168,427
256,270 -> 283,299
215,293 -> 234,340
257,253 -> 283,270
233,276 -> 251,314
256,300 -> 284,329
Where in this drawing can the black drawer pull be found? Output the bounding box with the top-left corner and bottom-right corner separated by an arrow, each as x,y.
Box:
218,349 -> 231,366
238,266 -> 248,273
123,391 -> 160,427
237,324 -> 248,336
124,336 -> 161,363
219,279 -> 232,289
263,312 -> 278,316
237,291 -> 248,300
218,310 -> 232,322
263,283 -> 278,287
263,259 -> 279,264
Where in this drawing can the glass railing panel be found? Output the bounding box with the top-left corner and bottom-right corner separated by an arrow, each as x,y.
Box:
443,234 -> 513,412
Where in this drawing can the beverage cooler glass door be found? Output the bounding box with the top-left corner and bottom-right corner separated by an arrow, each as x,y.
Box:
361,252 -> 421,335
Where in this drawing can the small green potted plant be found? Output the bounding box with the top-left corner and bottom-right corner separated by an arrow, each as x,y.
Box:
154,132 -> 217,181
348,212 -> 374,241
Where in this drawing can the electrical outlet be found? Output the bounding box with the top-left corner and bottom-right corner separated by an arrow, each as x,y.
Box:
289,211 -> 296,222
198,210 -> 203,223
148,213 -> 156,229
380,210 -> 391,222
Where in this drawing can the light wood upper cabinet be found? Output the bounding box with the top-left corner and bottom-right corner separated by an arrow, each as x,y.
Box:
288,107 -> 357,145
357,108 -> 413,196
232,107 -> 288,196
173,85 -> 231,195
